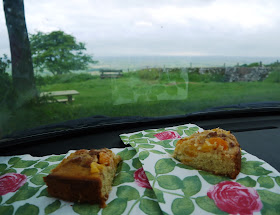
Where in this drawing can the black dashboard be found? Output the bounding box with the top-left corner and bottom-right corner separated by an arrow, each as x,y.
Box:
1,109 -> 280,172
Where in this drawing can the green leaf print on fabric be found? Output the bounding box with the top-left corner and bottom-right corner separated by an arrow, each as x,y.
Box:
30,174 -> 47,186
276,176 -> 280,187
144,188 -> 157,199
117,148 -> 137,160
11,160 -> 38,168
112,172 -> 134,186
144,129 -> 157,133
139,198 -> 162,215
8,157 -> 21,165
145,171 -> 155,181
182,176 -> 202,196
189,127 -> 199,132
173,140 -> 179,147
143,133 -> 158,138
150,150 -> 165,155
157,175 -> 182,190
139,151 -> 149,160
21,168 -> 38,176
153,188 -> 165,203
174,129 -> 184,136
258,190 -> 280,215
102,198 -> 127,215
6,183 -> 41,204
45,200 -> 61,214
184,130 -> 194,136
257,176 -> 275,189
199,171 -> 228,185
15,203 -> 39,215
176,163 -> 194,170
0,164 -> 7,174
116,162 -> 130,173
121,162 -> 131,171
236,176 -> 257,187
133,139 -> 149,144
41,164 -> 59,174
129,142 -> 136,147
241,158 -> 272,176
129,133 -> 144,140
120,135 -> 129,141
195,196 -> 227,215
132,158 -> 142,169
117,185 -> 140,201
175,125 -> 190,135
155,158 -> 176,174
137,144 -> 155,149
34,161 -> 49,169
45,155 -> 66,162
184,128 -> 198,136
176,126 -> 190,131
164,149 -> 175,155
73,203 -> 100,215
0,205 -> 14,215
2,168 -> 17,174
36,187 -> 50,198
171,197 -> 194,215
154,140 -> 174,148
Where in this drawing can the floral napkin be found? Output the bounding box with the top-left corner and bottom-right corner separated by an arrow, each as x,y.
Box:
120,123 -> 280,215
0,148 -> 162,215
0,123 -> 280,215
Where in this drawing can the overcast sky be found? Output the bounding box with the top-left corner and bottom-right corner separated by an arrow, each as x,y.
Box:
1,0 -> 280,57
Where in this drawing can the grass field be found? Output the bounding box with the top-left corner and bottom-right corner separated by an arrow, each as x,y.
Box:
1,69 -> 280,136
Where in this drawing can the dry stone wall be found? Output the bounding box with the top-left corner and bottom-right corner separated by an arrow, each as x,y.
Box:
187,66 -> 271,82
224,67 -> 270,82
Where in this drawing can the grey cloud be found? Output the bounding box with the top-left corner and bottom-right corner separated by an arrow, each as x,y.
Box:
0,0 -> 280,57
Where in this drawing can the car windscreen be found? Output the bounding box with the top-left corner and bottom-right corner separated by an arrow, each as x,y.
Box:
0,0 -> 280,139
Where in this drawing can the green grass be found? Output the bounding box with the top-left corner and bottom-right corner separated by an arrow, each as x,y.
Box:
1,70 -> 280,137
264,69 -> 280,83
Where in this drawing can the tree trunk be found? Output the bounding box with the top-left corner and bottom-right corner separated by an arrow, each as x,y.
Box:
3,0 -> 36,98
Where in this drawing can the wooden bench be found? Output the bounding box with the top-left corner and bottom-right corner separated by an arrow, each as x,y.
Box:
40,90 -> 79,104
100,69 -> 123,79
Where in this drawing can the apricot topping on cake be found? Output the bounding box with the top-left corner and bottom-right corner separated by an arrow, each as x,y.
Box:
44,148 -> 121,208
173,128 -> 241,179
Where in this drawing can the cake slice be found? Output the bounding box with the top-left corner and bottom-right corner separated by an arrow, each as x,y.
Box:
173,128 -> 241,179
44,148 -> 122,208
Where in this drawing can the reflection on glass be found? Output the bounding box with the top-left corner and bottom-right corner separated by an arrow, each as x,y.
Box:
112,68 -> 188,105
0,1 -> 280,138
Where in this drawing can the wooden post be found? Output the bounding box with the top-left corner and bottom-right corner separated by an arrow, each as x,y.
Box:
68,95 -> 73,103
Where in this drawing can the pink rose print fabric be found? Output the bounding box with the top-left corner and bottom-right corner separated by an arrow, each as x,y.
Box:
207,181 -> 262,215
154,131 -> 181,140
0,173 -> 27,196
134,167 -> 152,189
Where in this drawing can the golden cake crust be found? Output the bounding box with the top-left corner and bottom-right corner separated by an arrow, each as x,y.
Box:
44,148 -> 121,208
173,128 -> 241,179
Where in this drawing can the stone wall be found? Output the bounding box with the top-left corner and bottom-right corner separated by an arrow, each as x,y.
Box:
187,66 -> 271,82
224,67 -> 270,82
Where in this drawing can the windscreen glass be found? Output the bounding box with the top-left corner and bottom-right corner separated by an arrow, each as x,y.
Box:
0,0 -> 280,137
